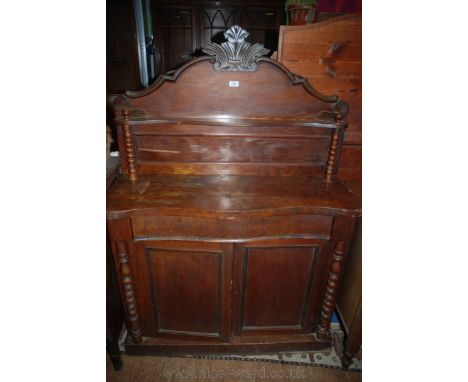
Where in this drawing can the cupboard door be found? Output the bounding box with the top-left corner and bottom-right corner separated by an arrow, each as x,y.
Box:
241,7 -> 284,54
200,7 -> 238,48
155,6 -> 197,74
136,240 -> 233,341
106,0 -> 141,92
232,238 -> 328,336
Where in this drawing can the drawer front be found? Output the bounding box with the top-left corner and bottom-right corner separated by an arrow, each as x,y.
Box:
131,214 -> 332,240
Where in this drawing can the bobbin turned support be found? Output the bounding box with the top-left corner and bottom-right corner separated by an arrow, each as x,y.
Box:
116,242 -> 142,344
325,129 -> 339,181
316,241 -> 347,340
122,109 -> 137,181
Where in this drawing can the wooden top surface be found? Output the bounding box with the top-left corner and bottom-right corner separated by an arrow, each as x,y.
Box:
107,174 -> 361,219
126,114 -> 338,128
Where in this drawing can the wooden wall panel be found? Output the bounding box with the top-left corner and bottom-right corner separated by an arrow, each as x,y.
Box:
277,14 -> 362,181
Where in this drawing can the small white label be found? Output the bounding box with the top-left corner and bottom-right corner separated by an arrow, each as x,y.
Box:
229,80 -> 239,87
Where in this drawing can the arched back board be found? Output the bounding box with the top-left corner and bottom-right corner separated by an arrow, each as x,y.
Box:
111,26 -> 348,179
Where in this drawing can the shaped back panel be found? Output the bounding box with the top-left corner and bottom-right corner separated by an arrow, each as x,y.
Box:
129,59 -> 336,119
111,26 -> 348,178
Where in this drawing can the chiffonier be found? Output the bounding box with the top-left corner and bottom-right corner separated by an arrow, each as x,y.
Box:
107,26 -> 361,359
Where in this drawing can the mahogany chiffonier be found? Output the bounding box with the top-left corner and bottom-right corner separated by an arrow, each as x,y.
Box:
107,26 -> 361,361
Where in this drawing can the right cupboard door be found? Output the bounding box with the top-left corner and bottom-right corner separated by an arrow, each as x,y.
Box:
232,238 -> 329,337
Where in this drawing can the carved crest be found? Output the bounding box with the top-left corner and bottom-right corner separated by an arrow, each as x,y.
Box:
202,25 -> 270,72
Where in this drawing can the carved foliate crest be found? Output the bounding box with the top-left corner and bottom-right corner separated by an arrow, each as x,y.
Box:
202,25 -> 270,72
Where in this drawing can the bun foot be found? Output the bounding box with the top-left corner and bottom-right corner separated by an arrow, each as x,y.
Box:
109,354 -> 123,371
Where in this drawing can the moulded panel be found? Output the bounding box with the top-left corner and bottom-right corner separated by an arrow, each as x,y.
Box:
146,248 -> 222,336
135,135 -> 330,165
238,245 -> 319,331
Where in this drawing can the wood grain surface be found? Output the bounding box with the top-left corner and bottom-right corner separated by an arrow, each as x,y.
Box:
107,31 -> 361,357
277,14 -> 362,181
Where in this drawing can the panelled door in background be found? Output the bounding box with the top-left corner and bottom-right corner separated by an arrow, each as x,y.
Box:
153,0 -> 285,75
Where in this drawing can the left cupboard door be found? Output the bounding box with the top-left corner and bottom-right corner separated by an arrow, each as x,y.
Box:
120,240 -> 234,342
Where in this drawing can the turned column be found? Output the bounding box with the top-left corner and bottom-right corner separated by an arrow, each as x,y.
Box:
116,242 -> 142,344
325,129 -> 339,181
122,109 -> 137,181
317,241 -> 347,340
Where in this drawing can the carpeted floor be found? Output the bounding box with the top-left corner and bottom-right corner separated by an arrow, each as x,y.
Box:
180,329 -> 361,371
107,354 -> 362,382
108,323 -> 361,381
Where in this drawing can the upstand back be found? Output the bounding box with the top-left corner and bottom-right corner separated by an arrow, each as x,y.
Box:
107,25 -> 361,357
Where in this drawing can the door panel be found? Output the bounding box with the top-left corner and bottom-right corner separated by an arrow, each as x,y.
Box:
106,0 -> 141,92
147,249 -> 220,335
155,6 -> 196,74
152,2 -> 285,76
200,7 -> 237,48
138,240 -> 232,340
233,238 -> 327,336
241,7 -> 284,54
242,246 -> 316,328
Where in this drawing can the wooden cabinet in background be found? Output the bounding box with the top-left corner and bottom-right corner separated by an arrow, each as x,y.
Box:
200,6 -> 238,48
107,0 -> 142,93
155,5 -> 198,74
277,16 -> 362,367
153,0 -> 285,75
277,14 -> 362,182
106,1 -> 285,91
337,216 -> 361,368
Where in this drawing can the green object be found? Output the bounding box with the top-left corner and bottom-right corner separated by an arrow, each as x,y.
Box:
285,0 -> 318,24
